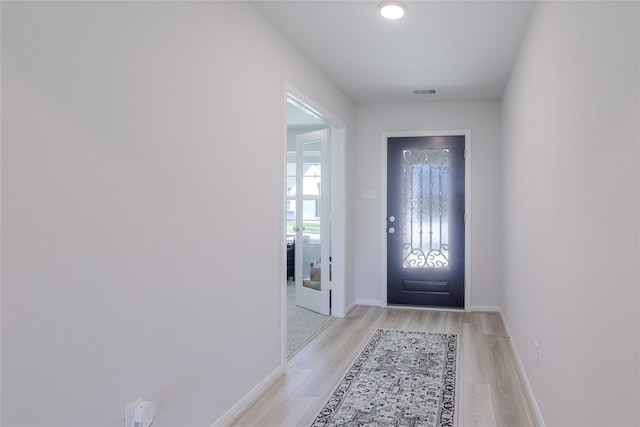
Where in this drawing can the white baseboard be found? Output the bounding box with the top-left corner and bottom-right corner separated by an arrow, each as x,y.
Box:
497,309 -> 546,427
355,299 -> 383,307
470,305 -> 501,312
211,365 -> 284,427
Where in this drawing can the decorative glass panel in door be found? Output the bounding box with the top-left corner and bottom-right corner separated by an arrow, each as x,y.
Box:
402,149 -> 450,269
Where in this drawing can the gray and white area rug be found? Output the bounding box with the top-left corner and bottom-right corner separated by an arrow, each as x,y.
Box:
312,328 -> 458,427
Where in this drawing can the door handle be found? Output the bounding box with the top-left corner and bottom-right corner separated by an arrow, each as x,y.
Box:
293,226 -> 305,232
387,215 -> 396,233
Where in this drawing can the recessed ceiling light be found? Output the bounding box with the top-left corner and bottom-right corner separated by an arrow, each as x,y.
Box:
378,1 -> 407,20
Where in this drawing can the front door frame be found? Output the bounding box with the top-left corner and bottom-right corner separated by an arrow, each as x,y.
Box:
381,130 -> 471,311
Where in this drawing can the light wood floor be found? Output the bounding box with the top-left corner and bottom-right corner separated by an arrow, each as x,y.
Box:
231,306 -> 537,427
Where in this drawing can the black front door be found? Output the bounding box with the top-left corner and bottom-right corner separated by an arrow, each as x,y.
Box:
387,136 -> 465,308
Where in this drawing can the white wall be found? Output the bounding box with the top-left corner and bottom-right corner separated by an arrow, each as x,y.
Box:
0,2 -> 355,426
354,101 -> 503,308
501,1 -> 639,425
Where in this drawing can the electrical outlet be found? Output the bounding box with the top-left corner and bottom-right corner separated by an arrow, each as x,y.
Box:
124,398 -> 143,427
534,341 -> 540,368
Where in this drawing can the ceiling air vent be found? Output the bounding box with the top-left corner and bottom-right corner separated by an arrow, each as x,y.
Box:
413,89 -> 437,95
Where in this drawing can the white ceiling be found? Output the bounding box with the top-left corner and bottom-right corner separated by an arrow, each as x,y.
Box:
252,0 -> 535,104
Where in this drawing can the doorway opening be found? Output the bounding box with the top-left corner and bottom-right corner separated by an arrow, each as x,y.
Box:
284,91 -> 339,359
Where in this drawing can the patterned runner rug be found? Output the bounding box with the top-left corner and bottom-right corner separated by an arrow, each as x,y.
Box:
312,328 -> 458,427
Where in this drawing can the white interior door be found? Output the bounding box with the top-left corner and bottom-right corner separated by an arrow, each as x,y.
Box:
293,129 -> 330,315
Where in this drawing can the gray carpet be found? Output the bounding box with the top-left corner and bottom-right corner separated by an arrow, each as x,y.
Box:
287,280 -> 333,358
